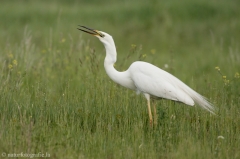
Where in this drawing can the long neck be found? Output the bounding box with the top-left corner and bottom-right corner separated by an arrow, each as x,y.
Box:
103,42 -> 135,90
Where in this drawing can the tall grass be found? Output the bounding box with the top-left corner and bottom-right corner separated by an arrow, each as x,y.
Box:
0,0 -> 239,158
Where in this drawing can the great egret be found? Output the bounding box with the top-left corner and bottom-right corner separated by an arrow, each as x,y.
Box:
78,25 -> 215,125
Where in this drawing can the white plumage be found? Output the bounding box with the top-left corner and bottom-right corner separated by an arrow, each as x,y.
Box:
78,26 -> 215,125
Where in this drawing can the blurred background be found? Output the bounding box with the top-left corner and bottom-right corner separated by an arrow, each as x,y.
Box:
1,0 -> 239,75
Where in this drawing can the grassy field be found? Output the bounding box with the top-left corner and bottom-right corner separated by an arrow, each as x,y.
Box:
0,0 -> 239,158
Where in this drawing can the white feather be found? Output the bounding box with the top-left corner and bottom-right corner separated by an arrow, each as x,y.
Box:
129,61 -> 215,113
78,26 -> 215,115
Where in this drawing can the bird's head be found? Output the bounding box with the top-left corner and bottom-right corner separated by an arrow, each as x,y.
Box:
78,25 -> 114,46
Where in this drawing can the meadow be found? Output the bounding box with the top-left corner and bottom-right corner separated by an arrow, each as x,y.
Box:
0,0 -> 239,158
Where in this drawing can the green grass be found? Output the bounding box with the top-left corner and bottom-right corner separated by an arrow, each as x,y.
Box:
0,0 -> 239,158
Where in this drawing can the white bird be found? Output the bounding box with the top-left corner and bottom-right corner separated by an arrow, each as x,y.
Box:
78,26 -> 215,125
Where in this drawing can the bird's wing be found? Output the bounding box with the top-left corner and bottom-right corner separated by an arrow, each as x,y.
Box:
129,61 -> 215,113
130,62 -> 194,105
129,61 -> 195,105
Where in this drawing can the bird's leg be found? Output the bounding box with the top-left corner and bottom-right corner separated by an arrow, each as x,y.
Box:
144,94 -> 153,126
153,100 -> 157,125
147,99 -> 153,126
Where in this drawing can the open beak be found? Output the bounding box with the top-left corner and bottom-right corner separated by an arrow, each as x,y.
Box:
78,25 -> 104,37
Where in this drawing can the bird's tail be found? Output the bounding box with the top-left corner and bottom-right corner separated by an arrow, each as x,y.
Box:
191,92 -> 215,114
173,76 -> 215,114
182,83 -> 215,114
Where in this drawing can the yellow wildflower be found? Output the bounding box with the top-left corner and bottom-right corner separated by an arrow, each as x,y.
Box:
223,79 -> 230,85
151,49 -> 156,54
8,64 -> 13,69
8,53 -> 13,59
235,72 -> 239,78
131,44 -> 136,48
215,66 -> 220,71
13,60 -> 17,66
